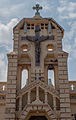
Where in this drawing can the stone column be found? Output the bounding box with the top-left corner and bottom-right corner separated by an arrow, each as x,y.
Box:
28,91 -> 30,104
19,96 -> 22,111
36,86 -> 39,100
28,66 -> 31,84
5,53 -> 18,120
58,52 -> 71,120
54,66 -> 59,90
53,96 -> 56,111
45,90 -> 48,104
17,66 -> 22,90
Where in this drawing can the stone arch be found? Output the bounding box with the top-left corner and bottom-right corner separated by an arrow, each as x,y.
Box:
19,105 -> 57,120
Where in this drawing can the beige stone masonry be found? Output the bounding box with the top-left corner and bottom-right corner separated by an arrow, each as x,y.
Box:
5,16 -> 73,120
58,52 -> 71,120
5,53 -> 18,120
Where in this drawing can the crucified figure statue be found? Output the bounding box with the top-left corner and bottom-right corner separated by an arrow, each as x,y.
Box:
21,25 -> 54,66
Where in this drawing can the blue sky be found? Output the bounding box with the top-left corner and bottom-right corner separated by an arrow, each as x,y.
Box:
0,0 -> 76,81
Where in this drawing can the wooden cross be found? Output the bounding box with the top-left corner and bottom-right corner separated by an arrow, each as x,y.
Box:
33,4 -> 42,16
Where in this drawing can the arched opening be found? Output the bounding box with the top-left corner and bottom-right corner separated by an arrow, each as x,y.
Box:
48,64 -> 55,86
30,87 -> 36,103
56,98 -> 60,110
47,93 -> 53,109
39,87 -> 45,103
22,45 -> 28,52
71,84 -> 75,91
47,44 -> 54,52
21,69 -> 28,89
29,116 -> 47,120
22,93 -> 28,110
2,85 -> 5,91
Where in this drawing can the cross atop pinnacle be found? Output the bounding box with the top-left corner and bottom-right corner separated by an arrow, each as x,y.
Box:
33,4 -> 43,16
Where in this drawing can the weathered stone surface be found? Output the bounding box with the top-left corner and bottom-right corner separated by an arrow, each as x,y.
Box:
4,13 -> 72,120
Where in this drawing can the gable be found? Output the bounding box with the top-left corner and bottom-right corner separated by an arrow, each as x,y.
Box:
13,17 -> 64,38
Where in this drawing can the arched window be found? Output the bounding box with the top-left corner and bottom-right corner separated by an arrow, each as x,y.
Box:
22,45 -> 28,52
3,85 -> 5,91
48,64 -> 54,86
71,84 -> 75,91
47,44 -> 54,51
21,69 -> 28,89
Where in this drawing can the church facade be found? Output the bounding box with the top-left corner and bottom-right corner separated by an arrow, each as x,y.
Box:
0,4 -> 76,120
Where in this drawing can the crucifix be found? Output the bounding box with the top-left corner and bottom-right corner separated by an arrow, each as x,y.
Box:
22,25 -> 54,66
33,4 -> 42,16
26,25 -> 54,66
21,4 -> 54,66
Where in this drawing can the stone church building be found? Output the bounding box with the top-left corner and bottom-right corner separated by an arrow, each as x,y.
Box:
0,4 -> 76,120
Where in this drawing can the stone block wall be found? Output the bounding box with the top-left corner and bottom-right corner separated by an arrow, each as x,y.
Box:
5,53 -> 18,120
58,52 -> 71,120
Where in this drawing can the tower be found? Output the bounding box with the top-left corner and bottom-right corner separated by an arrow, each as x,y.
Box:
5,4 -> 71,120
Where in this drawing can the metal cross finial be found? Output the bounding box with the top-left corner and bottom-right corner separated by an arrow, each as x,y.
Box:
33,4 -> 42,16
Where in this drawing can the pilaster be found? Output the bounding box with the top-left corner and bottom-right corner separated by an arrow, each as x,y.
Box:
5,52 -> 18,120
28,91 -> 31,104
53,96 -> 56,111
58,52 -> 71,120
13,29 -> 19,53
36,86 -> 39,100
19,96 -> 22,111
45,90 -> 48,104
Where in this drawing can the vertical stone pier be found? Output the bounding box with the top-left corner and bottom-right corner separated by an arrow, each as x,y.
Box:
5,53 -> 18,120
58,52 -> 71,120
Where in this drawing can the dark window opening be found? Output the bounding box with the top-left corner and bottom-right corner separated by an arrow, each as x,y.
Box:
29,116 -> 47,120
41,27 -> 44,29
51,24 -> 56,29
27,24 -> 30,26
27,27 -> 30,29
45,24 -> 48,29
31,24 -> 34,26
41,23 -> 44,26
45,27 -> 48,29
27,24 -> 30,29
31,27 -> 34,29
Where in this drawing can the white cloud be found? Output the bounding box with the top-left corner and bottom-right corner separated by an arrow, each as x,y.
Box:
0,53 -> 7,81
71,50 -> 76,59
63,21 -> 76,60
57,6 -> 66,13
69,13 -> 76,19
63,44 -> 72,53
36,0 -> 51,13
0,3 -> 25,17
64,21 -> 76,42
0,18 -> 18,82
74,38 -> 76,45
57,2 -> 76,19
59,0 -> 67,4
0,18 -> 18,46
